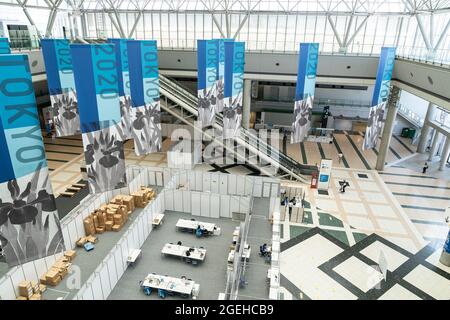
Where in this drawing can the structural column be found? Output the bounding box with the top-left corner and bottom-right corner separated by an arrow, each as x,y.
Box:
417,102 -> 438,153
439,136 -> 450,171
242,79 -> 252,130
376,86 -> 400,171
429,131 -> 443,161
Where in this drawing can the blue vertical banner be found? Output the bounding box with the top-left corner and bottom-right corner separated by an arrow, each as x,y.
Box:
0,54 -> 64,267
127,40 -> 161,155
71,44 -> 127,193
215,38 -> 233,113
292,43 -> 319,143
223,41 -> 245,139
363,47 -> 396,150
0,37 -> 10,54
197,40 -> 218,127
41,39 -> 81,137
108,38 -> 132,139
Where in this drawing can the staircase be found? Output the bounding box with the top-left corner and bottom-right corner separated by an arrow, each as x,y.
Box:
158,74 -> 317,183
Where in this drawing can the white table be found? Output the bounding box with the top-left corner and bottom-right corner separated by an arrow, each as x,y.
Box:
242,244 -> 251,261
176,219 -> 217,233
152,213 -> 165,226
142,274 -> 195,296
227,250 -> 235,264
161,243 -> 207,261
127,249 -> 142,266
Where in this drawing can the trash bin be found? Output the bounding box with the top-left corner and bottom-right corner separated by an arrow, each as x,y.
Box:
401,128 -> 410,137
407,128 -> 416,138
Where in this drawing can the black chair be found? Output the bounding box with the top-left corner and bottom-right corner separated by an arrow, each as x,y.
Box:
177,241 -> 182,245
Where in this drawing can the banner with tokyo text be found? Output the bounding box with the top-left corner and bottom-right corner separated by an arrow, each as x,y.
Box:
71,44 -> 127,193
291,43 -> 319,144
108,38 -> 132,139
362,47 -> 396,150
41,39 -> 81,137
0,37 -> 10,54
223,41 -> 245,139
0,54 -> 64,267
127,40 -> 161,155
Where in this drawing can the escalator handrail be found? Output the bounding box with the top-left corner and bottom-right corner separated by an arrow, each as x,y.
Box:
159,75 -> 317,174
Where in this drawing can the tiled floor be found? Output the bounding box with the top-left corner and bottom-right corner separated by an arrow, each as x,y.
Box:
379,167 -> 450,246
307,168 -> 426,254
280,131 -> 416,171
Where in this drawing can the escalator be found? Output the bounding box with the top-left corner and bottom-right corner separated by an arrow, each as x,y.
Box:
158,74 -> 317,183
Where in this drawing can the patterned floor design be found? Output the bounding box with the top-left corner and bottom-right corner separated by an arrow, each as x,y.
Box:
280,226 -> 450,300
282,131 -> 416,171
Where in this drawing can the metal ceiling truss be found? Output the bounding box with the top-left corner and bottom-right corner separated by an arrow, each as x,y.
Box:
0,0 -> 448,56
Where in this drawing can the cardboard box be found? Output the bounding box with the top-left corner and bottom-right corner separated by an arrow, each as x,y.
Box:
64,250 -> 76,262
76,237 -> 88,247
29,293 -> 42,300
83,217 -> 95,236
113,214 -> 123,225
86,235 -> 98,244
95,227 -> 105,234
39,274 -> 47,285
45,269 -> 61,286
105,221 -> 113,231
31,281 -> 40,294
18,281 -> 33,298
39,284 -> 46,293
112,224 -> 121,232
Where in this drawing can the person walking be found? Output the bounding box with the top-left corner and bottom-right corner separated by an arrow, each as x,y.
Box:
422,162 -> 429,174
338,152 -> 343,164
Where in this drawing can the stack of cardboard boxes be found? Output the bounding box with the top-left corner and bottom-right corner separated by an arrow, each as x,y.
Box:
131,187 -> 155,208
17,280 -> 45,300
40,250 -> 76,287
80,194 -> 137,238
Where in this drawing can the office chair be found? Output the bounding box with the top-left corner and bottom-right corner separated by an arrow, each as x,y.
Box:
143,287 -> 152,296
158,289 -> 167,299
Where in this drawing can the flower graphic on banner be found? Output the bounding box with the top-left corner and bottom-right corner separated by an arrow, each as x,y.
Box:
216,79 -> 225,113
291,96 -> 313,143
198,86 -> 217,127
119,95 -> 132,139
82,122 -> 127,193
130,101 -> 162,156
363,101 -> 386,150
50,89 -> 81,136
223,93 -> 243,139
0,162 -> 64,267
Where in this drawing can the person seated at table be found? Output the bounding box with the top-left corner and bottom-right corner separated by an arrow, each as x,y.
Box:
195,225 -> 204,237
259,243 -> 269,256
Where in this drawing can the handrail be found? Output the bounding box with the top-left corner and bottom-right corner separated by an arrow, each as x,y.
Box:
159,74 -> 318,179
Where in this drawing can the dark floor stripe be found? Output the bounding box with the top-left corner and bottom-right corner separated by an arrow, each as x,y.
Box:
392,135 -> 415,154
401,204 -> 445,212
385,181 -> 450,190
45,149 -> 81,155
49,137 -> 82,142
332,137 -> 349,168
393,192 -> 450,200
345,134 -> 371,170
300,142 -> 308,164
44,142 -> 84,149
317,142 -> 326,159
47,158 -> 69,163
411,219 -> 448,226
389,146 -> 402,160
379,172 -> 436,179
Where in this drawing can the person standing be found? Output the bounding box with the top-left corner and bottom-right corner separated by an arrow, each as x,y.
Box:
423,162 -> 429,174
338,152 -> 343,164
